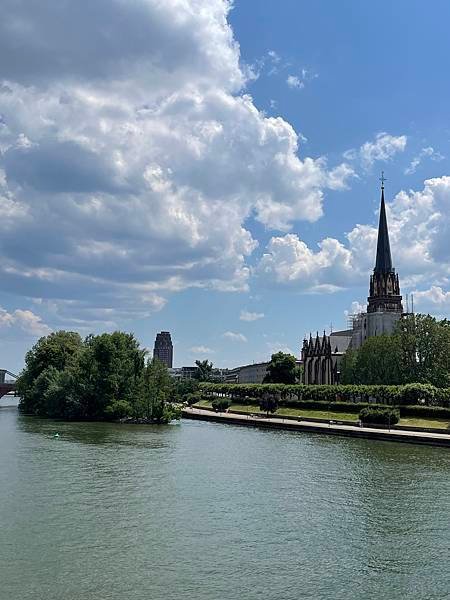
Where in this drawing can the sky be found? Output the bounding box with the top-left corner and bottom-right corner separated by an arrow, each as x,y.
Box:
1,0 -> 450,372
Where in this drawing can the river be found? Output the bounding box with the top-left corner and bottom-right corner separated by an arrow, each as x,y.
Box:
0,405 -> 449,600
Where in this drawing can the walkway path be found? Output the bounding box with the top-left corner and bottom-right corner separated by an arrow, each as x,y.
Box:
182,407 -> 450,447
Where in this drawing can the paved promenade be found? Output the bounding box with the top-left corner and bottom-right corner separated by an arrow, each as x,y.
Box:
182,406 -> 450,447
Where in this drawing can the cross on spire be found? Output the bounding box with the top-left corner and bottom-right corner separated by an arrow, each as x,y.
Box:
380,170 -> 387,190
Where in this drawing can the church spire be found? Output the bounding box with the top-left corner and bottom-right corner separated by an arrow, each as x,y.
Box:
374,173 -> 393,273
367,173 -> 403,315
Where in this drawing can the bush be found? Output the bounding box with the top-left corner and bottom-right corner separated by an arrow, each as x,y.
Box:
105,400 -> 133,420
359,406 -> 400,426
211,398 -> 231,412
400,404 -> 450,419
185,391 -> 204,406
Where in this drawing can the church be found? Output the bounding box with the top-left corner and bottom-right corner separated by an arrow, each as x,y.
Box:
301,178 -> 404,385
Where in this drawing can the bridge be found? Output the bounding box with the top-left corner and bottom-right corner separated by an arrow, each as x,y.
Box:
0,370 -> 18,399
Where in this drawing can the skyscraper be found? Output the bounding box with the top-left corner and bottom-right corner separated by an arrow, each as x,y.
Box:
153,331 -> 173,368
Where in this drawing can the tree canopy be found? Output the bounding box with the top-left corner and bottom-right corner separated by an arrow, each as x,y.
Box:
340,314 -> 450,387
17,331 -> 180,423
263,352 -> 297,384
194,359 -> 214,382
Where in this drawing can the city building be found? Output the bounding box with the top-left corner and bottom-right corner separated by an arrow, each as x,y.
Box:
302,178 -> 404,384
153,331 -> 173,368
224,362 -> 269,384
169,366 -> 230,381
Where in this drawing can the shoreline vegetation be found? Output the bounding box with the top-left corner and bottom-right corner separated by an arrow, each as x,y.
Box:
16,331 -> 184,424
193,400 -> 450,431
14,323 -> 450,433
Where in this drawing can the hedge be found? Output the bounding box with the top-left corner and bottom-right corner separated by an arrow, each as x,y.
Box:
359,407 -> 400,426
199,383 -> 450,408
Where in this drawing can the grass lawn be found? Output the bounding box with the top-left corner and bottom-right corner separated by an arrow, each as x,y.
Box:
397,417 -> 449,430
193,401 -> 450,430
194,401 -> 358,422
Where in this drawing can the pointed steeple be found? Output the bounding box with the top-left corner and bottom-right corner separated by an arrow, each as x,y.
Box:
367,173 -> 403,315
374,180 -> 393,273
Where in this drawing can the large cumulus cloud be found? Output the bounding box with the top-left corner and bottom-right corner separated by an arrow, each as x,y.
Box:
257,176 -> 450,298
0,0 -> 353,327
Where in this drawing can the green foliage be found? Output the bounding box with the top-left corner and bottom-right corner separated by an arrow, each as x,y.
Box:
259,394 -> 278,415
17,331 -> 83,415
263,352 -> 297,384
347,335 -> 403,385
341,314 -> 450,387
136,358 -> 174,423
185,391 -> 204,405
399,404 -> 450,419
211,398 -> 231,411
359,406 -> 400,426
105,400 -> 133,420
172,378 -> 199,402
198,382 -> 450,408
17,331 -> 180,423
194,359 -> 214,382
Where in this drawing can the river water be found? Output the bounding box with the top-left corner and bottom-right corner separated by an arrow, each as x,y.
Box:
0,405 -> 449,600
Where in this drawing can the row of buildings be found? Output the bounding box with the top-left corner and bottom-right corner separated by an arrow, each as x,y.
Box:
153,179 -> 406,385
152,330 -> 272,383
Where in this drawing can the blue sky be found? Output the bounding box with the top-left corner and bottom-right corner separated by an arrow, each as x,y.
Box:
1,0 -> 450,372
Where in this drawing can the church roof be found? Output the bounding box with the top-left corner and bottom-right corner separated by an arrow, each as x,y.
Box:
374,186 -> 393,273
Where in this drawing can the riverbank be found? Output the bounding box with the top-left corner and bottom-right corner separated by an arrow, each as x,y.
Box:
182,406 -> 450,447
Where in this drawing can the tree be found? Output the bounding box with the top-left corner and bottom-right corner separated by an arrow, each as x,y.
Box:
397,314 -> 450,387
351,335 -> 403,385
136,358 -> 178,423
18,331 -> 182,422
263,352 -> 297,384
339,349 -> 358,384
74,331 -> 145,419
194,359 -> 214,382
259,393 -> 278,416
17,331 -> 83,415
341,314 -> 450,387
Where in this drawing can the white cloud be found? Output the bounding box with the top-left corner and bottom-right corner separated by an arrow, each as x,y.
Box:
286,75 -> 304,89
0,0 -> 354,328
266,341 -> 295,356
412,286 -> 450,314
240,310 -> 264,322
344,132 -> 407,170
404,146 -> 444,175
343,300 -> 367,320
223,331 -> 247,342
257,176 -> 450,295
257,233 -> 355,289
189,345 -> 214,355
0,307 -> 51,337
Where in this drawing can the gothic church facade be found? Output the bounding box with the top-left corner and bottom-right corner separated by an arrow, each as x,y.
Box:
302,181 -> 403,385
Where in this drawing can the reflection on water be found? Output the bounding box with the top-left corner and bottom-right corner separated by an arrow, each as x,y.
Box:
0,406 -> 449,600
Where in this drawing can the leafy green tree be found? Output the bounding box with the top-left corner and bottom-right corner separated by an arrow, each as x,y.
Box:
259,393 -> 278,416
339,349 -> 358,384
172,378 -> 199,402
352,335 -> 403,385
263,352 -> 297,384
74,331 -> 145,419
397,314 -> 450,387
136,358 -> 178,423
17,331 -> 83,415
194,359 -> 214,382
